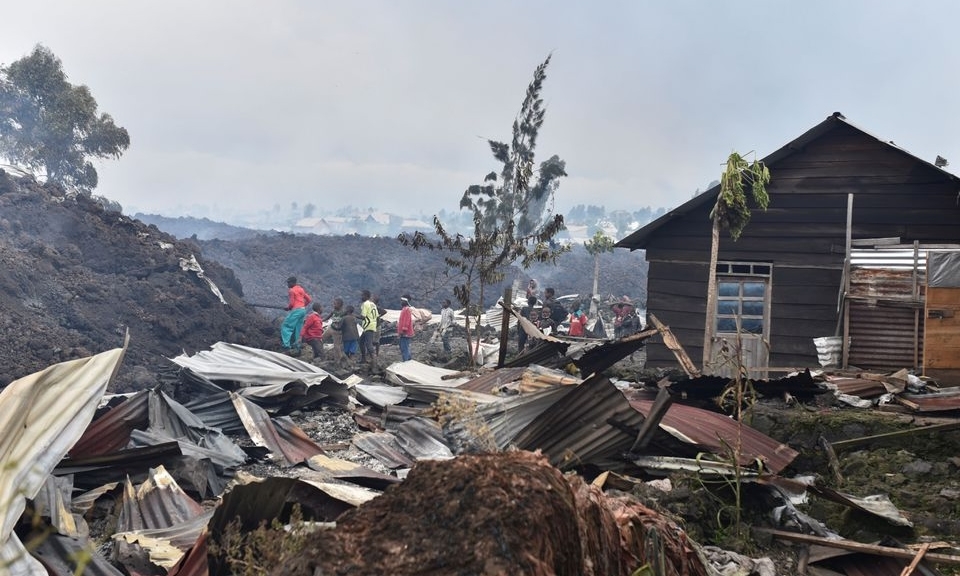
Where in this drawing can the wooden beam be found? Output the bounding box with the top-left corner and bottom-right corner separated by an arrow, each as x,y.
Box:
831,421 -> 960,452
649,314 -> 702,377
756,528 -> 960,566
901,542 -> 931,576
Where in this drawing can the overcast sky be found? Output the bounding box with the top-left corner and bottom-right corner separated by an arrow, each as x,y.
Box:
3,1 -> 960,224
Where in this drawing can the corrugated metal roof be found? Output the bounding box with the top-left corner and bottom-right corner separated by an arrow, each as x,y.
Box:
233,394 -> 325,466
0,345 -> 127,576
622,390 -> 799,474
512,376 -> 798,474
513,375 -> 645,470
71,389 -> 149,457
899,387 -> 960,412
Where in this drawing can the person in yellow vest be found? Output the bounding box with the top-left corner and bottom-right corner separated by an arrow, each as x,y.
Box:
359,289 -> 379,366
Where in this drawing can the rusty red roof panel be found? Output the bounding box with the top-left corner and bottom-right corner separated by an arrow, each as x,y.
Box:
622,390 -> 799,474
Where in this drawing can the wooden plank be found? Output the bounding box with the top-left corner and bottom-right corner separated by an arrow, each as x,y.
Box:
830,421 -> 960,452
648,313 -> 701,377
902,543 -> 931,576
756,528 -> 960,566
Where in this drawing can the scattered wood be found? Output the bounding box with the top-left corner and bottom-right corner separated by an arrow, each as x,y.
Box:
757,528 -> 960,566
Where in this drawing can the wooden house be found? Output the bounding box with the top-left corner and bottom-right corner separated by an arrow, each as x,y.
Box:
615,112 -> 960,379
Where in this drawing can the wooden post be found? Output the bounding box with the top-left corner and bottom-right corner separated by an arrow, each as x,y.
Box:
842,192 -> 853,369
913,240 -> 920,371
497,287 -> 512,367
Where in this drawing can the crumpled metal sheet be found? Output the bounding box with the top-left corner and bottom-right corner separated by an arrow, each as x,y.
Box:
0,344 -> 126,575
178,254 -> 226,304
170,342 -> 334,388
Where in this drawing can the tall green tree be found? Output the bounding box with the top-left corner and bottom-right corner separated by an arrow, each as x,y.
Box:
399,55 -> 568,360
702,152 -> 770,372
0,45 -> 130,193
584,230 -> 614,317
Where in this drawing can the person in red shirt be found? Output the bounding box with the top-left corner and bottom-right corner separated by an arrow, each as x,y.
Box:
281,276 -> 312,355
397,294 -> 415,361
301,302 -> 325,361
568,304 -> 588,337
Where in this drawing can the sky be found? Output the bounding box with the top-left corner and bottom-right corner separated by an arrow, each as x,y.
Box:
3,1 -> 960,225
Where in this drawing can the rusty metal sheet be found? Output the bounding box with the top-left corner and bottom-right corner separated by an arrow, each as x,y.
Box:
165,530 -> 210,576
56,442 -> 184,490
623,390 -> 799,474
457,367 -> 527,393
232,393 -> 325,466
848,301 -> 923,372
71,389 -> 150,457
899,387 -> 960,412
825,376 -> 889,399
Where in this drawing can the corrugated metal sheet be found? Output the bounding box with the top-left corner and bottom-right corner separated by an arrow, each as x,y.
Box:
512,376 -> 798,474
56,442 -> 185,490
848,267 -> 925,371
233,394 -> 325,466
31,531 -> 125,576
116,466 -> 204,533
304,454 -> 400,491
71,389 -> 150,457
352,432 -> 416,469
899,387 -> 960,412
208,476 -> 364,540
848,301 -> 923,371
0,345 -> 127,576
512,375 -> 645,470
623,391 -> 799,474
112,468 -> 210,575
458,367 -> 527,393
394,417 -> 454,461
165,530 -> 209,576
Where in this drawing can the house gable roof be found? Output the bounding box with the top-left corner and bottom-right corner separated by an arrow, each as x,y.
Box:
615,112 -> 960,250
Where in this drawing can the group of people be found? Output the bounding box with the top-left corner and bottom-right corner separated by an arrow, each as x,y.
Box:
279,277 -> 380,367
517,285 -> 590,353
281,275 -> 639,366
279,277 -> 458,368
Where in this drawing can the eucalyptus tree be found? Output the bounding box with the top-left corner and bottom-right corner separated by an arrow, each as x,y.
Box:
0,45 -> 129,193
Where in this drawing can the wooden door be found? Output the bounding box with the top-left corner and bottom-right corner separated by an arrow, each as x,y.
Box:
924,252 -> 960,377
708,277 -> 770,378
